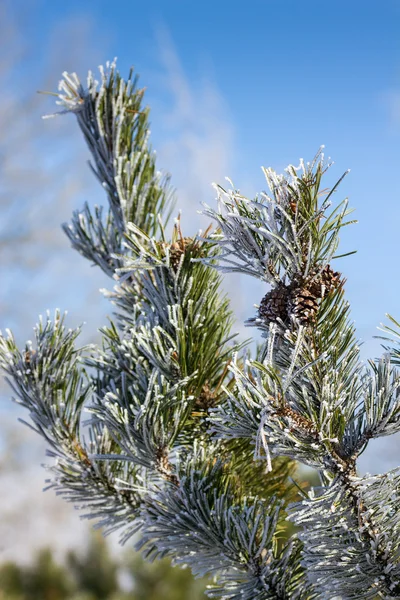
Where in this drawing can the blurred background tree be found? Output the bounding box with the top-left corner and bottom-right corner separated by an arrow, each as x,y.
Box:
0,533 -> 208,600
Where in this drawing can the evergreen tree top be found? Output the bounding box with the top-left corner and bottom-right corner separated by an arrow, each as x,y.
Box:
2,60 -> 400,599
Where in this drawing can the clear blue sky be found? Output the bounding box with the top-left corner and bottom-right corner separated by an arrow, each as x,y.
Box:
23,0 -> 400,349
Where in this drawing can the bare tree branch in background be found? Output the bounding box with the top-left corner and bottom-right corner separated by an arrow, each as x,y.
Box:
0,2 -> 109,331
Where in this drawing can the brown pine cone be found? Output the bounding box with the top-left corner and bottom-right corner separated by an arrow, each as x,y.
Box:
320,264 -> 342,295
195,382 -> 217,410
257,264 -> 343,327
159,237 -> 196,272
259,283 -> 291,324
290,285 -> 320,324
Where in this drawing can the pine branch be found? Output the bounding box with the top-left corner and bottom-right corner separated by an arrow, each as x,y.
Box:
3,61 -> 301,600
8,57 -> 400,599
0,312 -> 143,541
137,445 -> 314,599
289,470 -> 400,599
44,61 -> 175,276
201,148 -> 353,288
206,151 -> 400,596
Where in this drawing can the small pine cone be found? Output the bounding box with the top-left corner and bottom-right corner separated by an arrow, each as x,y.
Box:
195,382 -> 217,410
24,349 -> 36,366
160,237 -> 194,271
302,265 -> 342,301
320,264 -> 342,295
155,446 -> 179,484
290,285 -> 320,324
259,283 -> 290,324
169,240 -> 186,271
258,264 -> 343,328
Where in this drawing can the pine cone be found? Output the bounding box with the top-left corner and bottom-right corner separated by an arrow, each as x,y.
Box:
290,285 -> 320,324
305,265 -> 342,299
319,264 -> 342,295
195,382 -> 217,410
258,283 -> 290,324
160,237 -> 195,272
169,239 -> 188,271
290,265 -> 341,325
155,446 -> 179,485
258,265 -> 343,327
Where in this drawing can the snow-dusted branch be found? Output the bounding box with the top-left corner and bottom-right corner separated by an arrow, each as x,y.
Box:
2,59 -> 400,599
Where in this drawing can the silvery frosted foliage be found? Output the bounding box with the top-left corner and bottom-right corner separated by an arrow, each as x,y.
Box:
201,148 -> 352,285
201,150 -> 355,340
44,60 -> 174,276
206,152 -> 400,596
211,320 -> 400,597
136,445 -> 314,600
0,313 -> 143,541
288,470 -> 400,600
0,61 -> 309,599
3,59 -> 400,600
